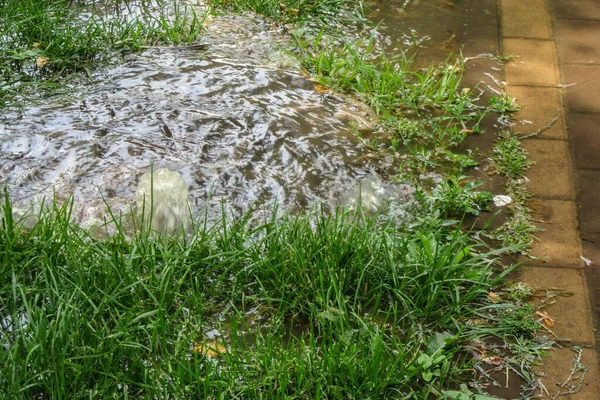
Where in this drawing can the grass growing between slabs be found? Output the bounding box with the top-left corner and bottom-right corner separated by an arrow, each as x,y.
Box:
0,0 -> 204,108
485,130 -> 538,251
1,194 -> 549,399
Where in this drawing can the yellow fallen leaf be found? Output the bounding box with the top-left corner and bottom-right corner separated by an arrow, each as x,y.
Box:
36,56 -> 49,68
192,340 -> 227,358
313,82 -> 328,94
33,42 -> 40,48
289,8 -> 299,15
488,292 -> 500,301
536,310 -> 555,328
465,318 -> 486,325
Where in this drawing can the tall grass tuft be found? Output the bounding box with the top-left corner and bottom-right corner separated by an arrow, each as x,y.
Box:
0,193 -> 531,398
0,0 -> 205,107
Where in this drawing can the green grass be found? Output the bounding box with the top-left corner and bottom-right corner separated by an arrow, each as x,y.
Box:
209,0 -> 367,29
1,193 -> 543,399
485,131 -> 538,251
296,34 -> 478,120
489,130 -> 530,180
0,0 -> 205,108
287,27 -> 539,254
289,32 -> 493,181
0,1 -> 548,397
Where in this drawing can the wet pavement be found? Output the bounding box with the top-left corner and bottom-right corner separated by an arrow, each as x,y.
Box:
501,0 -> 600,397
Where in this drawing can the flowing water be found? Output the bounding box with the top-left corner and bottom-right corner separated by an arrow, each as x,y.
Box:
0,0 -> 502,227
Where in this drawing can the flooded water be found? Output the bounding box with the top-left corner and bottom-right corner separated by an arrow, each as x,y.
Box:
1,14 -> 377,224
0,0 -> 502,227
366,0 -> 462,61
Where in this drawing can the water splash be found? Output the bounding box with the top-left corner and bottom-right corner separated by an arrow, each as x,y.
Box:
136,168 -> 192,236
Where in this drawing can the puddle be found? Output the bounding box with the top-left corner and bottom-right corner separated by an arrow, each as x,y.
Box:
365,0 -> 463,62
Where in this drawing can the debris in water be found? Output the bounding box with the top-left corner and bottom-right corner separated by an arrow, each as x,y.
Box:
580,256 -> 592,266
441,33 -> 456,49
333,97 -> 379,131
493,195 -> 512,207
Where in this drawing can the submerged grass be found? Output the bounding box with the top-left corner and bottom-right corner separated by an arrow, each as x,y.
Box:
290,31 -> 493,183
287,23 -> 538,256
209,0 -> 367,29
1,194 -> 539,399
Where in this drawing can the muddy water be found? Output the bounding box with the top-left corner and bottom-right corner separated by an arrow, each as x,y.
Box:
0,0 -> 501,227
365,0 -> 462,62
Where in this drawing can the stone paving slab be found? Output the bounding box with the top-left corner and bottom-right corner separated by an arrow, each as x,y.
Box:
533,347 -> 600,399
548,0 -> 600,20
520,267 -> 593,343
575,170 -> 600,234
569,113 -> 600,170
501,0 -> 553,39
521,139 -> 576,200
562,65 -> 600,113
504,39 -> 559,86
526,200 -> 584,269
555,19 -> 600,64
506,85 -> 567,140
461,0 -> 499,56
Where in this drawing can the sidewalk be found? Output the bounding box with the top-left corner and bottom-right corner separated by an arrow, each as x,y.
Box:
498,0 -> 600,397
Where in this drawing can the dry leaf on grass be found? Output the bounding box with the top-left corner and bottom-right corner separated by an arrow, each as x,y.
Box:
192,340 -> 227,358
481,356 -> 503,365
36,56 -> 49,68
467,338 -> 487,360
488,292 -> 501,302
